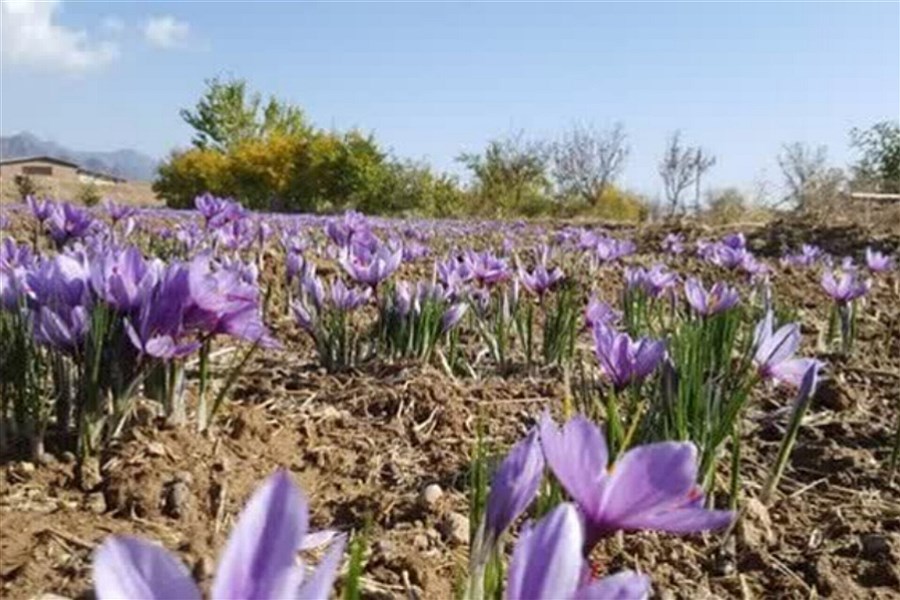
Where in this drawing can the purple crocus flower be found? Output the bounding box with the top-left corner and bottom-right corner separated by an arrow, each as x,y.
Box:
93,470 -> 346,600
584,296 -> 619,331
865,247 -> 894,273
518,264 -> 564,298
781,244 -> 823,269
103,199 -> 137,224
33,304 -> 89,352
465,250 -> 510,287
753,310 -> 822,387
595,237 -> 635,263
625,265 -> 678,298
440,302 -> 468,333
402,241 -> 429,262
285,251 -> 305,287
125,264 -> 199,360
506,502 -> 651,600
592,327 -> 666,391
25,251 -> 92,309
708,244 -> 749,270
437,256 -> 474,293
325,211 -> 373,249
185,255 -> 278,347
330,278 -> 372,311
90,246 -> 162,312
684,278 -> 740,316
339,244 -> 402,288
0,239 -> 35,310
538,413 -> 733,549
661,233 -> 685,255
484,429 -> 545,543
27,196 -> 54,223
195,194 -> 246,230
721,232 -> 746,250
392,281 -> 414,317
46,202 -> 94,247
821,269 -> 870,304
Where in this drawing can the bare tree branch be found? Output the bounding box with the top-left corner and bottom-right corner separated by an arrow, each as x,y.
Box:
553,122 -> 629,205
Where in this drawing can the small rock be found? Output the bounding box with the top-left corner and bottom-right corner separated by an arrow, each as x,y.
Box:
412,533 -> 429,550
78,458 -> 103,491
36,453 -> 57,467
441,513 -> 469,546
86,492 -> 106,514
59,451 -> 76,464
146,442 -> 166,457
174,470 -> 194,485
162,480 -> 191,519
18,461 -> 36,475
741,497 -> 776,548
860,534 -> 891,559
374,539 -> 394,560
420,484 -> 443,509
192,556 -> 215,581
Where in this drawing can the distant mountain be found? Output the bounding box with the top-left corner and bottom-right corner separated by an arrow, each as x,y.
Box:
0,132 -> 160,182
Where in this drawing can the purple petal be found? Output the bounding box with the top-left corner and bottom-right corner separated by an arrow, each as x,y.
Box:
485,428 -> 545,540
93,535 -> 200,600
757,323 -> 799,367
539,413 -> 607,514
599,442 -> 730,534
770,358 -> 822,388
297,534 -> 347,599
620,504 -> 733,534
506,504 -> 584,600
211,470 -> 308,600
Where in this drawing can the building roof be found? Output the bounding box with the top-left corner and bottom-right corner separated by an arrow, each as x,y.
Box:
0,155 -> 127,182
0,155 -> 81,169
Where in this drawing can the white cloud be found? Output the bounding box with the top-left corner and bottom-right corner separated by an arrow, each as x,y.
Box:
0,0 -> 118,74
143,16 -> 190,49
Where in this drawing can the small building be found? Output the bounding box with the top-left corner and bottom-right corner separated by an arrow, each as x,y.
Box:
0,156 -> 126,188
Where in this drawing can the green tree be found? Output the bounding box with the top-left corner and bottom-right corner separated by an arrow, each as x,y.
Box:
179,76 -> 309,151
457,132 -> 550,216
850,121 -> 900,193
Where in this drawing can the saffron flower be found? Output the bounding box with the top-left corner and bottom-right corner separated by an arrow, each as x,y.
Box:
625,265 -> 678,298
339,244 -> 402,288
865,248 -> 894,273
538,413 -> 733,549
464,250 -> 510,287
26,196 -> 54,223
684,278 -> 740,316
93,470 -> 345,600
781,244 -> 823,269
506,503 -> 651,600
483,429 -> 545,543
185,254 -> 278,347
592,327 -> 666,391
661,233 -> 685,255
821,269 -> 870,304
89,246 -> 162,312
584,296 -> 619,330
103,199 -> 137,224
440,302 -> 468,333
752,310 -> 822,387
518,264 -> 564,297
46,202 -> 94,247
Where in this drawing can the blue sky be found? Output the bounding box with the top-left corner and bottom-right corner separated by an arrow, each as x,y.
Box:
2,1 -> 898,199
